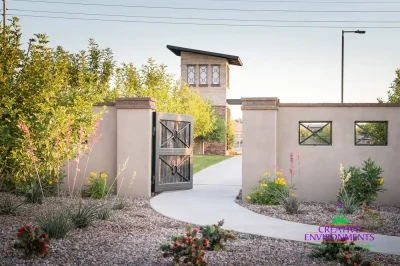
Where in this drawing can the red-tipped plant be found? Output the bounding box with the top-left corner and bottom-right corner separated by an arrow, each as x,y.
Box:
16,225 -> 49,257
18,122 -> 44,201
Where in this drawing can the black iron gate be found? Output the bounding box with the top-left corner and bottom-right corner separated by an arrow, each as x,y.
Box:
152,112 -> 194,192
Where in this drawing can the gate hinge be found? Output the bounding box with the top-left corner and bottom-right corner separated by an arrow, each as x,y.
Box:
152,126 -> 156,136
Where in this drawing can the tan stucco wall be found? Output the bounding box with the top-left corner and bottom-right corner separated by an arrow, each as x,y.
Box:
62,98 -> 154,198
63,105 -> 117,193
242,107 -> 277,199
181,51 -> 228,106
116,108 -> 153,197
242,98 -> 400,206
277,106 -> 400,205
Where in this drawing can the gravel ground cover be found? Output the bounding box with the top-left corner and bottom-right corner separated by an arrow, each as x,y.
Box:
1,192 -> 400,266
236,190 -> 400,237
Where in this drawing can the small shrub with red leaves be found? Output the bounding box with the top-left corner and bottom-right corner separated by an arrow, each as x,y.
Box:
16,225 -> 49,257
160,224 -> 208,266
199,219 -> 236,251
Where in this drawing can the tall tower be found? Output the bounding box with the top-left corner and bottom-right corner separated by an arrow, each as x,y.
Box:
167,45 -> 243,155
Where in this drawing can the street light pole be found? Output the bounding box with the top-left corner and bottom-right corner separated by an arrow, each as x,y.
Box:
341,30 -> 366,103
27,38 -> 36,56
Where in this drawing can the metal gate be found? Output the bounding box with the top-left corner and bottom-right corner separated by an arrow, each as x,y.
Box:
152,112 -> 194,192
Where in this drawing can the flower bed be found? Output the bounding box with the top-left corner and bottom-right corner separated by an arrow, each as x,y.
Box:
1,192 -> 398,266
237,194 -> 400,237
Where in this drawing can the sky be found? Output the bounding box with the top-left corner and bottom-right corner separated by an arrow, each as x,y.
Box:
6,0 -> 400,119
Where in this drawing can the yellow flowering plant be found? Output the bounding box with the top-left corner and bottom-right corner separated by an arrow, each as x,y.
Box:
82,170 -> 109,199
247,171 -> 294,205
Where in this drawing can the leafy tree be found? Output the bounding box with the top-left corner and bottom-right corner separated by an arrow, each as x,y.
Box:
197,117 -> 226,143
109,60 -> 216,139
227,120 -> 235,150
0,18 -> 113,188
0,18 -> 218,191
378,69 -> 400,103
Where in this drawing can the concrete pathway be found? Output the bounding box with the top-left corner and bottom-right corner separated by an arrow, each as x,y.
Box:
150,156 -> 400,255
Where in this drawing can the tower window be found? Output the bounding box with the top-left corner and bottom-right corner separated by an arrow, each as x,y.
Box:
199,65 -> 208,86
212,65 -> 220,85
187,65 -> 195,85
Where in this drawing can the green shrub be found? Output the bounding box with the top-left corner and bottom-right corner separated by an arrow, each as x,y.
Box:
36,206 -> 74,239
339,159 -> 385,206
0,194 -> 22,215
18,178 -> 60,204
310,235 -> 363,261
247,171 -> 292,205
281,195 -> 302,214
97,203 -> 113,220
82,171 -> 109,199
338,189 -> 360,214
23,180 -> 45,204
199,220 -> 236,251
310,235 -> 380,265
112,197 -> 129,210
71,201 -> 101,228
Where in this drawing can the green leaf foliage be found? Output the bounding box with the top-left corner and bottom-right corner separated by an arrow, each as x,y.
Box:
107,59 -> 217,140
1,18 -> 219,193
340,159 -> 386,206
199,219 -> 236,251
0,18 -> 110,188
379,69 -> 400,103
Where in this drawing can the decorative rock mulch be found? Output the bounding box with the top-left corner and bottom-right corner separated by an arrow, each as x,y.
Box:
236,190 -> 400,237
1,192 -> 399,265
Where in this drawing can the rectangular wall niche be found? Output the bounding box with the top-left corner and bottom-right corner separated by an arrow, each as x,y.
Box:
199,65 -> 208,85
299,121 -> 332,146
355,121 -> 388,146
187,65 -> 195,85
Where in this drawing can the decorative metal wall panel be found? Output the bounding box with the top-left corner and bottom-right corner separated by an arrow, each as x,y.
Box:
212,65 -> 220,85
187,65 -> 195,85
152,112 -> 194,192
355,121 -> 388,146
199,65 -> 208,85
299,121 -> 332,145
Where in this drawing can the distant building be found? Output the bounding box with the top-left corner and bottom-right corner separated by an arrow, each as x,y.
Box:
167,45 -> 243,155
234,120 -> 243,151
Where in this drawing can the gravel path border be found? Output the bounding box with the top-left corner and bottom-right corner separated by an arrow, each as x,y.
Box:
1,192 -> 399,265
236,190 -> 400,237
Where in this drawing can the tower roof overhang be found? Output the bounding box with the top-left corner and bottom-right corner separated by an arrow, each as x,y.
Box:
167,45 -> 243,66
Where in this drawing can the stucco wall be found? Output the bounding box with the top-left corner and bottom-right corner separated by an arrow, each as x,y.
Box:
242,98 -> 400,206
63,98 -> 155,198
63,105 -> 117,193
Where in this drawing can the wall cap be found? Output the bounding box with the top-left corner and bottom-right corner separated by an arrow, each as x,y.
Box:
94,102 -> 116,106
116,97 -> 156,109
241,97 -> 279,110
278,103 -> 400,107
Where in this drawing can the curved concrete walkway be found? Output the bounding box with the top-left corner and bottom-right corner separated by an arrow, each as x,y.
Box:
150,156 -> 400,255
